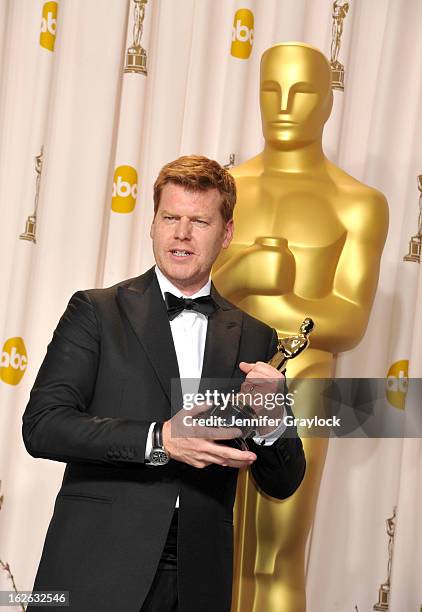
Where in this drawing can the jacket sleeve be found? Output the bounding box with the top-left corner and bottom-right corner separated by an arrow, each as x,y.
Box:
22,291 -> 152,467
248,327 -> 306,499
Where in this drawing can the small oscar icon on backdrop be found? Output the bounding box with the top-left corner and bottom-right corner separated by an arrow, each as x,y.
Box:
19,146 -> 44,244
124,0 -> 148,75
373,507 -> 396,611
330,0 -> 350,90
403,174 -> 422,263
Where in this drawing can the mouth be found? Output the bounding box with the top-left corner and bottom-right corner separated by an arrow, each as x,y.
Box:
271,120 -> 297,126
168,249 -> 194,259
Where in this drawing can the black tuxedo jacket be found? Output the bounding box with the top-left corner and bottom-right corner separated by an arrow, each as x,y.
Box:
23,267 -> 305,612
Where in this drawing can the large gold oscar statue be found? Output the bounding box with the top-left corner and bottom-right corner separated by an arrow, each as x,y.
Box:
213,42 -> 388,612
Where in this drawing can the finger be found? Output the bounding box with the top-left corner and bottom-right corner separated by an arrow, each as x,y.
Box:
206,443 -> 257,462
252,362 -> 285,378
244,366 -> 280,379
189,439 -> 258,462
176,438 -> 248,459
223,459 -> 255,469
239,361 -> 255,373
190,459 -> 212,469
207,454 -> 256,468
181,445 -> 242,468
195,452 -> 249,467
190,454 -> 254,469
217,459 -> 253,468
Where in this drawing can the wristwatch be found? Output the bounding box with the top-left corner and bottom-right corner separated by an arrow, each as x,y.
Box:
149,422 -> 170,466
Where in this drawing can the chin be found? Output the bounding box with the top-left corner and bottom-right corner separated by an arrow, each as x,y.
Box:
171,270 -> 194,282
166,265 -> 197,283
267,134 -> 303,149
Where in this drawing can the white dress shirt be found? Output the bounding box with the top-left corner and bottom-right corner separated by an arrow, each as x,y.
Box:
146,267 -> 285,506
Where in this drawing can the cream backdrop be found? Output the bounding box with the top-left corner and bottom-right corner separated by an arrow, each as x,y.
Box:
0,1 -> 421,611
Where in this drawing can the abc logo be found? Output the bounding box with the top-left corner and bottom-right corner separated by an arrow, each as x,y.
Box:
0,337 -> 28,386
386,359 -> 409,410
40,2 -> 58,52
112,165 -> 138,214
231,9 -> 254,59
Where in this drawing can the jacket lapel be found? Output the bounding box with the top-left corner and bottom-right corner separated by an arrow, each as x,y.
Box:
116,268 -> 180,404
199,285 -> 243,390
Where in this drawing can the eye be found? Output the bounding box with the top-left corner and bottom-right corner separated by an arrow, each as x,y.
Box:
163,215 -> 176,221
261,81 -> 280,93
292,83 -> 315,94
192,219 -> 208,226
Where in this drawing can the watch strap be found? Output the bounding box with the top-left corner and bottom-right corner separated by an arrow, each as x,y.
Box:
153,422 -> 164,449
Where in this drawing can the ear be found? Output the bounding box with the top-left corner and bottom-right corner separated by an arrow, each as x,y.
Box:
222,218 -> 234,249
150,219 -> 155,240
324,90 -> 334,123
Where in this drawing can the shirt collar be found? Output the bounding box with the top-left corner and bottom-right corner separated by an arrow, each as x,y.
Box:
154,265 -> 211,300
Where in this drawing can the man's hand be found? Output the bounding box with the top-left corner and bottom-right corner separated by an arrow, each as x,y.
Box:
162,403 -> 257,469
239,361 -> 285,436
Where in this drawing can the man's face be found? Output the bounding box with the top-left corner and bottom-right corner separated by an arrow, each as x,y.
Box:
150,183 -> 234,295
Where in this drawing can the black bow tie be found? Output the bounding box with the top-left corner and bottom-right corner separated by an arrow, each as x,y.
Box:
164,292 -> 217,321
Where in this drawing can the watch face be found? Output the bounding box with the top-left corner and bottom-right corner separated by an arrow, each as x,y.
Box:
150,448 -> 169,465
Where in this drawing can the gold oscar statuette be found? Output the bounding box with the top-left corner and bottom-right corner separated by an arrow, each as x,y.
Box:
224,154 -> 236,169
330,0 -> 350,90
124,0 -> 148,75
201,318 -> 314,442
373,507 -> 396,611
268,318 -> 314,373
212,41 -> 388,612
20,146 -> 44,243
231,318 -> 314,441
20,215 -> 37,243
403,174 -> 422,263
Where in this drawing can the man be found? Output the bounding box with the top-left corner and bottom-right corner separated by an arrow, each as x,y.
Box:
23,156 -> 306,612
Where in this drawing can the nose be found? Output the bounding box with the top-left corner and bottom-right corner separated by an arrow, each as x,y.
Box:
174,218 -> 192,240
279,87 -> 290,113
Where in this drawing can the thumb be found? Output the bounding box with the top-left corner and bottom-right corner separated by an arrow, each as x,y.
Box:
239,361 -> 255,373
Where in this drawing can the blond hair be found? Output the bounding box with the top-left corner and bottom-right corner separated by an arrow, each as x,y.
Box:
153,155 -> 236,222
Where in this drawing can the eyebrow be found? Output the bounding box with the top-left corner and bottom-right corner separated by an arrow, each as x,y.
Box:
261,80 -> 313,89
160,209 -> 212,221
261,79 -> 281,88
